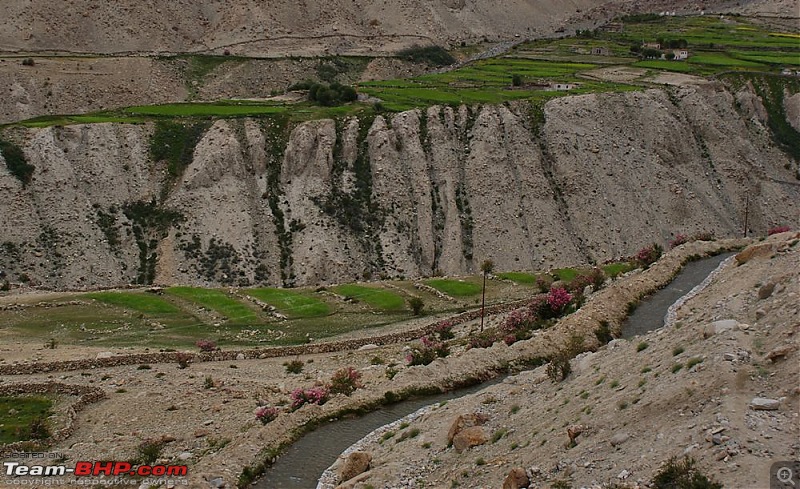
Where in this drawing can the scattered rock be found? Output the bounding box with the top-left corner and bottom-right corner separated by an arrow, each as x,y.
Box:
358,344 -> 380,351
750,397 -> 780,410
178,452 -> 192,461
503,467 -> 530,489
208,477 -> 226,488
766,344 -> 796,362
618,469 -> 631,480
236,353 -> 245,360
453,426 -> 488,453
337,451 -> 371,482
96,351 -> 113,359
610,432 -> 630,447
447,413 -> 489,444
567,424 -> 587,445
757,282 -> 775,300
704,319 -> 738,338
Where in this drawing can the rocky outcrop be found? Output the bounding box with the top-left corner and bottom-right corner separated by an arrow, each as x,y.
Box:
1,85 -> 797,290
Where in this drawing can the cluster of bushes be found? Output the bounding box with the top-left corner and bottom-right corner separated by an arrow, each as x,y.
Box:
254,366 -> 364,423
635,243 -> 663,268
289,80 -> 357,106
396,45 -> 455,67
406,335 -> 450,366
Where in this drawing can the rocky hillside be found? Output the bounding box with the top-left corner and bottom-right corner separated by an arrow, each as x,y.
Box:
0,0 -> 763,57
0,82 -> 798,291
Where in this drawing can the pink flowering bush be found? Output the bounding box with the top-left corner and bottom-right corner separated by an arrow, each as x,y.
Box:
329,367 -> 362,396
290,386 -> 329,410
407,336 -> 449,366
434,320 -> 455,340
635,243 -> 663,268
467,331 -> 496,349
196,339 -> 217,352
669,234 -> 689,249
254,405 -> 279,425
768,226 -> 791,236
547,287 -> 573,315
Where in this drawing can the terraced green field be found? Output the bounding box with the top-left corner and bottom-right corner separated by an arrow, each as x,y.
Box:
166,287 -> 258,323
0,396 -> 52,444
332,284 -> 407,311
247,288 -> 331,318
4,15 -> 795,130
426,279 -> 483,297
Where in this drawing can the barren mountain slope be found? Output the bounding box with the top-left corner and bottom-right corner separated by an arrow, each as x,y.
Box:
1,83 -> 797,291
326,233 -> 800,488
0,0 -> 783,57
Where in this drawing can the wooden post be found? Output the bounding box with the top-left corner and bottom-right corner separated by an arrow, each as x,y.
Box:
743,192 -> 749,238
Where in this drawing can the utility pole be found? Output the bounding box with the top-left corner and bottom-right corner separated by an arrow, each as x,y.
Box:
479,259 -> 493,332
743,192 -> 749,238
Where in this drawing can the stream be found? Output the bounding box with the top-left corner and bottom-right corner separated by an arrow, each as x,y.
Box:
255,253 -> 733,488
621,252 -> 734,338
254,380 -> 499,488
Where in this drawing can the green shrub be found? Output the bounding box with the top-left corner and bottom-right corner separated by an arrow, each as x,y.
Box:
408,297 -> 425,315
637,342 -> 649,352
652,456 -> 722,489
686,357 -> 704,369
135,438 -> 165,465
397,45 -> 456,66
149,120 -> 209,179
284,359 -> 304,374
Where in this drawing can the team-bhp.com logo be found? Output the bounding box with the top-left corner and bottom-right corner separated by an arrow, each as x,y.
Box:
4,461 -> 187,477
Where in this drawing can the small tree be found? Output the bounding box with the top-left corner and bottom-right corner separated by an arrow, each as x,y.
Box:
480,259 -> 494,332
408,297 -> 425,316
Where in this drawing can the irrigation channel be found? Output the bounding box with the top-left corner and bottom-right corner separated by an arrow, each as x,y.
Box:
255,253 -> 734,488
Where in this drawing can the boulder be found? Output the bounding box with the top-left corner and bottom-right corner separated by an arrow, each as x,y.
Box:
96,351 -> 113,359
453,426 -> 488,453
750,397 -> 780,410
757,282 -> 775,300
735,244 -> 775,265
337,451 -> 371,482
447,413 -> 489,445
766,344 -> 796,362
703,319 -> 738,338
610,432 -> 630,447
503,467 -> 530,489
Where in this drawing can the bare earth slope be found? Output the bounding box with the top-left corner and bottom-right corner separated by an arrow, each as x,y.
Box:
0,0 -> 786,57
1,84 -> 798,290
326,233 -> 800,488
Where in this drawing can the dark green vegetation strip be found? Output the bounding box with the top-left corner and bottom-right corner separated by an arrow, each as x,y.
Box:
0,396 -> 52,445
723,73 -> 800,161
247,288 -> 331,318
333,284 -> 406,310
167,287 -> 258,322
86,292 -> 181,314
0,139 -> 35,186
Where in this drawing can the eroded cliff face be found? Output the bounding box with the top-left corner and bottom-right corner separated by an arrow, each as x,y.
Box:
1,84 -> 798,290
